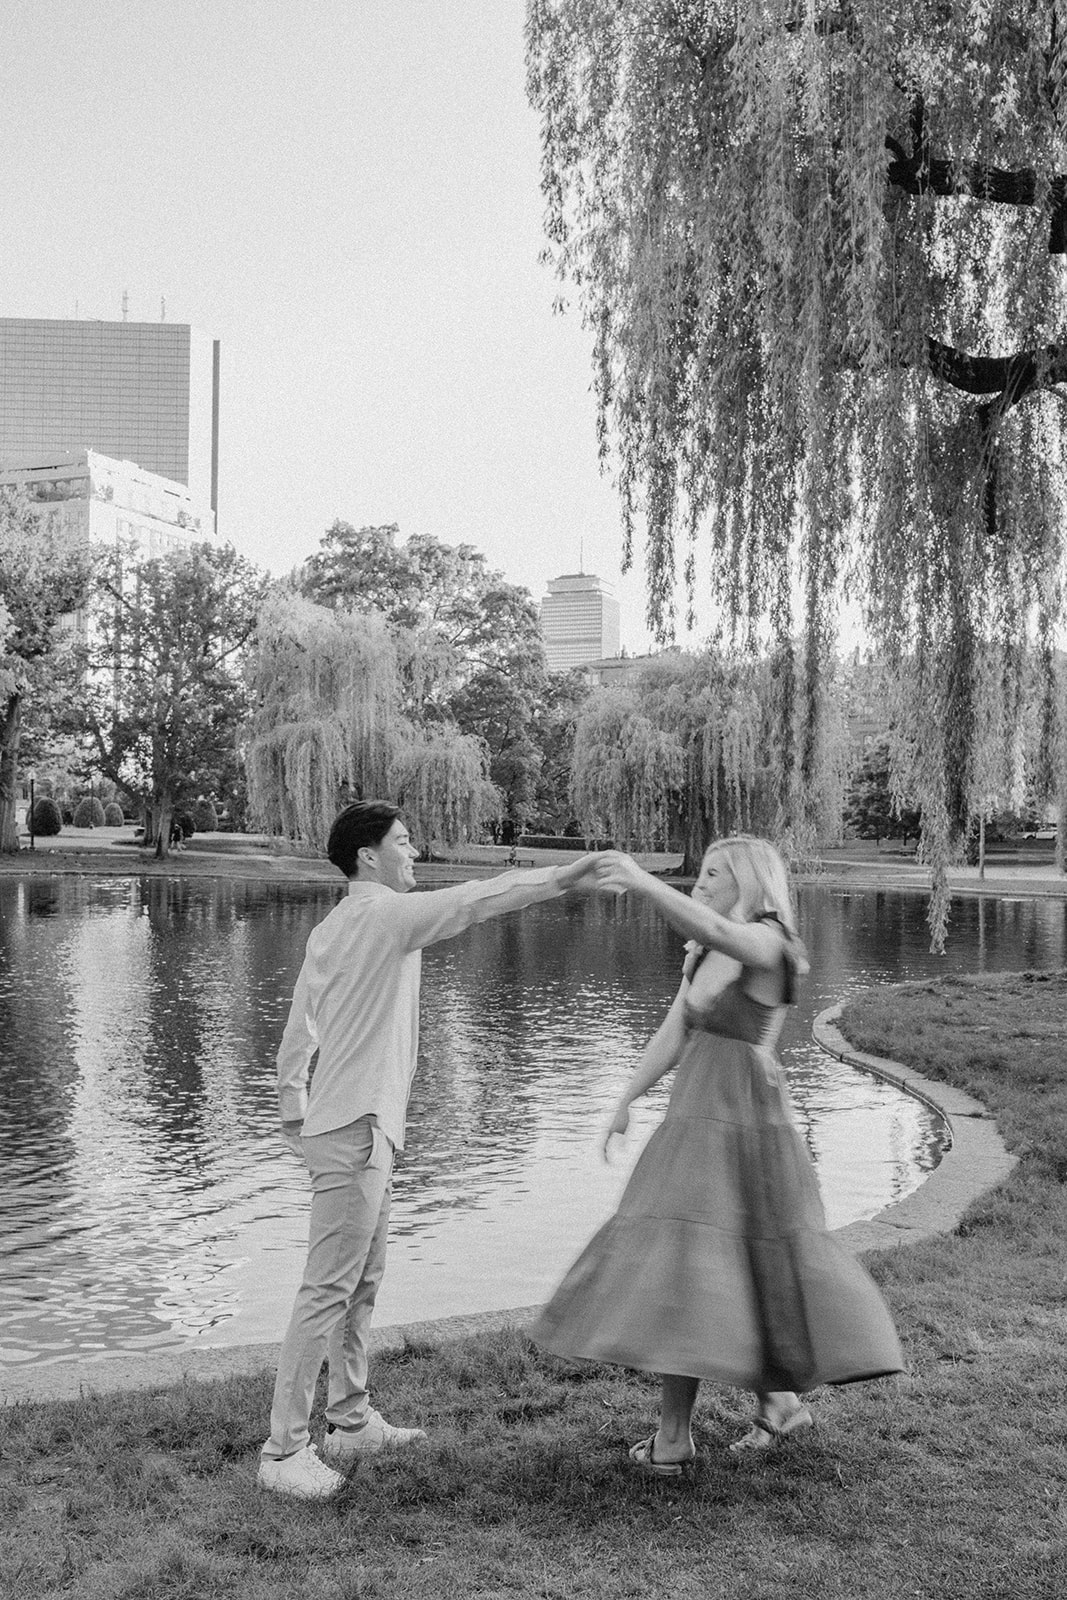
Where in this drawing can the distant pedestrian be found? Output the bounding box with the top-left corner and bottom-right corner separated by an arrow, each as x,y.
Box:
533,836 -> 903,1472
258,800 -> 604,1500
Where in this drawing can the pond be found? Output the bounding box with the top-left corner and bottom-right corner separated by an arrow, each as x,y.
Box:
1,875 -> 1061,1368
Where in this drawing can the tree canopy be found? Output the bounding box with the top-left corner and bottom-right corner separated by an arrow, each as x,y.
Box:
299,522 -> 546,718
245,590 -> 498,850
571,649 -> 846,871
527,0 -> 1067,941
73,541 -> 267,857
296,520 -> 557,837
844,737 -> 922,847
0,488 -> 90,853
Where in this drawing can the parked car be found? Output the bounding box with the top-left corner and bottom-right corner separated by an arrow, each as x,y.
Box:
1023,826 -> 1057,840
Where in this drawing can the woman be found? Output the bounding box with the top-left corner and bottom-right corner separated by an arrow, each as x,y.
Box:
531,836 -> 903,1473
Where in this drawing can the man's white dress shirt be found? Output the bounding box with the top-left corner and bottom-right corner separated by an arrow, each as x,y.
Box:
277,867 -> 566,1149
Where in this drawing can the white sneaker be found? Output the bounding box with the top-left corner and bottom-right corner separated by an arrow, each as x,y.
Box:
257,1443 -> 345,1500
320,1408 -> 427,1461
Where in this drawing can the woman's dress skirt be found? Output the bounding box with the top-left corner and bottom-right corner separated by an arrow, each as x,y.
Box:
530,1008 -> 904,1393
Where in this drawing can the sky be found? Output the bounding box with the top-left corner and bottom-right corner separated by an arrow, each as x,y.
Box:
0,0 -> 701,655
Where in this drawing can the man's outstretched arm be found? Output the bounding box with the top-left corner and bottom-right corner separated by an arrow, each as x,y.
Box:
392,855 -> 602,953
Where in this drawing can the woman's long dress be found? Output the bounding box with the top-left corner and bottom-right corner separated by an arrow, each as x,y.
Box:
530,955 -> 904,1392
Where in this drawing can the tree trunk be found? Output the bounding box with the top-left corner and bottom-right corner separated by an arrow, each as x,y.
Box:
140,801 -> 155,849
681,800 -> 706,878
0,692 -> 22,854
153,796 -> 172,860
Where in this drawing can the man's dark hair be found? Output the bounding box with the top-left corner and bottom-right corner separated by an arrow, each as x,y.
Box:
327,801 -> 403,878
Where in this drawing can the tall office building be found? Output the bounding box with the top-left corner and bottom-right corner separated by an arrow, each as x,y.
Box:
0,317 -> 219,517
540,571 -> 621,671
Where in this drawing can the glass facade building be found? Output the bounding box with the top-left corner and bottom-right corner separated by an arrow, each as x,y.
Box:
0,318 -> 219,515
540,572 -> 621,671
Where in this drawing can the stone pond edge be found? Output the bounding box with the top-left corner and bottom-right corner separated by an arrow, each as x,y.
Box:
0,1004 -> 1019,1408
811,1003 -> 1018,1256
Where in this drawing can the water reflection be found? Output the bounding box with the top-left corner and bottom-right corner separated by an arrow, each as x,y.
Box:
2,875 -> 1056,1367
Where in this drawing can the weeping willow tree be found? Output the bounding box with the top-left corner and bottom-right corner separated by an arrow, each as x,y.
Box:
572,650 -> 848,870
246,594 -> 399,844
392,729 -> 501,848
527,1 -> 1067,943
246,592 -> 499,850
571,690 -> 688,853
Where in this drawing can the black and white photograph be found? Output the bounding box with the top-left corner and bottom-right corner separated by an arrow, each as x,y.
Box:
1,5 -> 1064,1597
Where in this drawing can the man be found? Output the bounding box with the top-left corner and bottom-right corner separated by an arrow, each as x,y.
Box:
258,800 -> 601,1499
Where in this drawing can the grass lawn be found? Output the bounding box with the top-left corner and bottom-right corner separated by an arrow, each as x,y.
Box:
2,971 -> 1066,1599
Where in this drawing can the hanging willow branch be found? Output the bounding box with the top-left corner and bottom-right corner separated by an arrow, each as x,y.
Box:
527,0 -> 1067,947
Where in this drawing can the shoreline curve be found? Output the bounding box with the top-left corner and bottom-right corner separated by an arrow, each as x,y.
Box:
810,1003 -> 1018,1255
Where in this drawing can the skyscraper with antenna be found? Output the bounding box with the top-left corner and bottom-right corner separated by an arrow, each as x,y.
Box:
0,314 -> 220,521
539,569 -> 620,670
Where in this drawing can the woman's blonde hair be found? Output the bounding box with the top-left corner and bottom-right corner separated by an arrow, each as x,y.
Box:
702,835 -> 809,972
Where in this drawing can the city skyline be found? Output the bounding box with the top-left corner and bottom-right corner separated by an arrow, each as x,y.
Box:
0,2 -> 716,655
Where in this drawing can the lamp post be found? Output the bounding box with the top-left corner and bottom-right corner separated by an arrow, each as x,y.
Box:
27,770 -> 35,852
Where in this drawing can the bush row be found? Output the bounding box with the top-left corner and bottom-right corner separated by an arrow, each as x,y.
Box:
28,795 -> 220,836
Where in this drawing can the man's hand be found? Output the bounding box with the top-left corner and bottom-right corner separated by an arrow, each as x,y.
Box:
281,1120 -> 305,1160
554,851 -> 604,891
601,1102 -> 631,1161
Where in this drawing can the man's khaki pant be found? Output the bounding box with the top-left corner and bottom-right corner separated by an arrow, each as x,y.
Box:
263,1115 -> 393,1458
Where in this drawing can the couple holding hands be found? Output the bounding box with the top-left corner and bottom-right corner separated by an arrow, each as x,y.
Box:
258,803 -> 901,1499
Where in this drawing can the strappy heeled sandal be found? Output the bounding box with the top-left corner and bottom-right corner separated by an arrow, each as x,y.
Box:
729,1405 -> 813,1453
628,1435 -> 696,1477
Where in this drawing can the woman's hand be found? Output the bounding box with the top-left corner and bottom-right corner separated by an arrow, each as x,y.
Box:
601,1102 -> 631,1161
594,850 -> 648,895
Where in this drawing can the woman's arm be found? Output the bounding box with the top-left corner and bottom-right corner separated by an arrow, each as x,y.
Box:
597,852 -> 782,970
602,982 -> 689,1158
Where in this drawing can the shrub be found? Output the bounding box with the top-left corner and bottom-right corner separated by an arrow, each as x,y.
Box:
103,802 -> 125,827
174,811 -> 195,839
31,796 -> 62,836
191,798 -> 217,833
72,797 -> 106,829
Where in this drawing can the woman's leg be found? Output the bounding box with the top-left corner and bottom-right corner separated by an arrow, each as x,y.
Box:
653,1374 -> 699,1460
729,1388 -> 812,1452
757,1388 -> 803,1427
